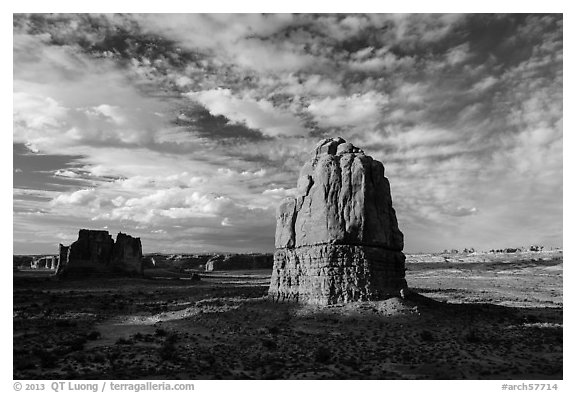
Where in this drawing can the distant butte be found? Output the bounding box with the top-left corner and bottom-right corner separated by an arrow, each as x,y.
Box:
57,229 -> 143,278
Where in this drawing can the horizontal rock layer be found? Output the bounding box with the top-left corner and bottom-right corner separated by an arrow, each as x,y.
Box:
269,244 -> 407,305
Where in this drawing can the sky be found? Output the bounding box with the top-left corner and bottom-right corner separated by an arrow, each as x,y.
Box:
12,13 -> 563,254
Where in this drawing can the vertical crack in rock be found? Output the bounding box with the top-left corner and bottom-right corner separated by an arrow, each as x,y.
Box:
269,137 -> 407,305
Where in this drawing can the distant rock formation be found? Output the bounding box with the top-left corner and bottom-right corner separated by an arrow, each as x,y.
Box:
58,244 -> 69,273
57,229 -> 143,277
30,256 -> 57,269
205,254 -> 273,271
111,232 -> 143,274
269,137 -> 407,305
141,254 -> 214,271
165,254 -> 212,270
13,255 -> 34,270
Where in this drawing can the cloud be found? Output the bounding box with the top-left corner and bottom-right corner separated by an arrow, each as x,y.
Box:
231,39 -> 318,73
385,127 -> 461,148
442,206 -> 479,217
51,188 -> 99,207
307,91 -> 389,128
187,89 -> 307,137
218,168 -> 267,178
12,14 -> 563,254
50,183 -> 274,229
133,14 -> 317,74
471,76 -> 499,92
349,51 -> 415,72
445,43 -> 470,66
262,187 -> 299,199
54,169 -> 80,178
280,74 -> 343,97
13,33 -> 170,153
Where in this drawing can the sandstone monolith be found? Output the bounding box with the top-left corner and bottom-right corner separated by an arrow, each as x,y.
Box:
57,229 -> 142,277
269,137 -> 407,304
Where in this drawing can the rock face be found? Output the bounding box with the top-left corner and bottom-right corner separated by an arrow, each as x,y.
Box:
30,256 -> 57,269
111,232 -> 143,274
57,229 -> 142,277
269,137 -> 407,305
205,254 -> 274,272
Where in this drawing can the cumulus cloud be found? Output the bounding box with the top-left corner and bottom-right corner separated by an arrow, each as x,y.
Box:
13,33 -> 170,153
50,182 -> 274,230
51,188 -> 99,208
188,89 -> 307,137
307,91 -> 389,128
133,14 -> 317,74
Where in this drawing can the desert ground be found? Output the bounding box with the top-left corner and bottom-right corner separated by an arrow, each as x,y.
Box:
13,251 -> 562,380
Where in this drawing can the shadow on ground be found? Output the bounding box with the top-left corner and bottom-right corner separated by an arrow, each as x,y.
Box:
13,269 -> 562,380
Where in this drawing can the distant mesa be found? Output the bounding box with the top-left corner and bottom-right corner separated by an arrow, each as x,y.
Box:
204,254 -> 273,272
57,229 -> 143,278
140,253 -> 273,272
269,137 -> 407,305
142,254 -> 212,270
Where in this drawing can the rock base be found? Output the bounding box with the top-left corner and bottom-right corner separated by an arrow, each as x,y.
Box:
269,245 -> 407,305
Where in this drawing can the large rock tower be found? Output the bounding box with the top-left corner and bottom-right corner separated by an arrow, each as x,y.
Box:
269,137 -> 407,304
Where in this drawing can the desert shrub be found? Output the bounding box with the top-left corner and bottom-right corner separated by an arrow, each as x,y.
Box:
314,346 -> 332,364
155,328 -> 168,337
69,336 -> 87,351
523,315 -> 541,323
165,332 -> 178,344
92,353 -> 106,363
55,319 -> 77,328
14,356 -> 36,370
464,329 -> 482,343
420,330 -> 434,342
159,334 -> 178,361
70,351 -> 88,363
261,338 -> 277,350
267,326 -> 280,335
35,349 -> 57,368
86,331 -> 101,340
115,337 -> 132,345
107,349 -> 121,362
